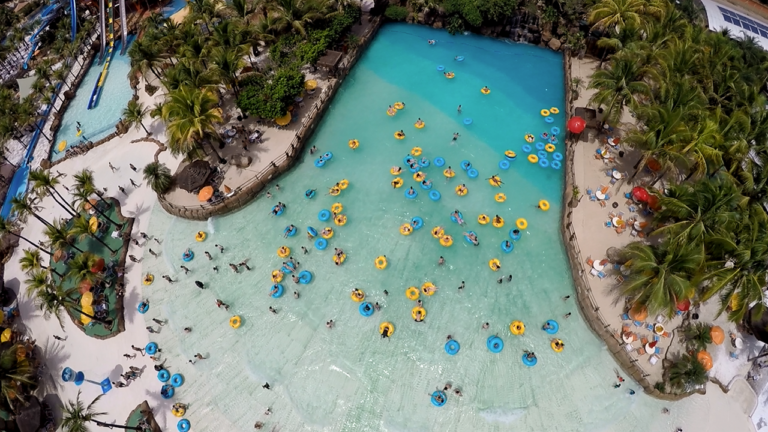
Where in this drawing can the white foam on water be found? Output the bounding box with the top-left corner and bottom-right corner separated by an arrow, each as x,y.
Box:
479,407 -> 527,425
207,216 -> 216,234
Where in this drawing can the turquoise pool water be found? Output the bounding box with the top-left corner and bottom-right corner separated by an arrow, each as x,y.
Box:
51,45 -> 134,162
141,24 -> 689,431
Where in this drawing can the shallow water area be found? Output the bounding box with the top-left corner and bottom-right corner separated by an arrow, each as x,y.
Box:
141,24 -> 693,431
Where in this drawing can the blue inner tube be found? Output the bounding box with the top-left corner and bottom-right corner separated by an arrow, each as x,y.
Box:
404,155 -> 415,165
553,152 -> 563,161
405,189 -> 417,199
411,217 -> 424,230
271,283 -> 284,298
535,142 -> 545,150
177,419 -> 190,432
359,302 -> 374,317
445,340 -> 460,355
464,231 -> 477,244
501,240 -> 514,253
509,229 -> 522,241
181,251 -> 194,262
161,384 -> 174,399
318,209 -> 331,221
434,157 -> 445,167
146,342 -> 158,355
323,152 -> 333,160
137,302 -> 149,314
420,181 -> 432,190
544,116 -> 554,123
298,270 -> 312,284
409,165 -> 421,173
499,160 -> 510,170
314,158 -> 325,168
456,56 -> 464,61
460,160 -> 471,170
522,144 -> 532,153
539,158 -> 550,168
431,390 -> 447,407
305,189 -> 315,199
272,205 -> 284,216
550,136 -> 558,144
170,373 -> 184,387
487,336 -> 504,353
419,158 -> 430,167
307,226 -> 318,237
281,261 -> 295,274
450,211 -> 463,224
551,126 -> 560,135
467,168 -> 479,178
540,133 -> 549,140
463,118 -> 473,125
544,319 -> 559,335
284,226 -> 297,237
522,353 -> 538,367
437,65 -> 445,71
157,369 -> 170,382
315,238 -> 327,250
537,150 -> 548,159
551,160 -> 562,170
429,190 -> 441,201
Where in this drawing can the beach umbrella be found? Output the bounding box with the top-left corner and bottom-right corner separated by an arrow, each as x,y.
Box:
710,326 -> 725,345
53,249 -> 65,263
628,303 -> 648,321
567,116 -> 585,133
646,158 -> 661,172
275,112 -> 291,126
81,292 -> 94,307
304,79 -> 317,90
647,194 -> 661,210
78,280 -> 92,294
631,186 -> 649,203
696,350 -> 713,371
223,185 -> 232,194
83,198 -> 98,211
1,328 -> 11,343
88,216 -> 98,233
198,186 -> 214,202
676,299 -> 691,312
91,258 -> 105,273
80,305 -> 94,325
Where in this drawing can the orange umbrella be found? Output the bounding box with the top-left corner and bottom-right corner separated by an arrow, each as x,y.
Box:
223,185 -> 232,194
78,280 -> 92,294
83,198 -> 98,211
53,249 -> 65,263
91,258 -> 105,273
628,304 -> 648,321
198,186 -> 214,202
710,326 -> 725,345
697,350 -> 713,371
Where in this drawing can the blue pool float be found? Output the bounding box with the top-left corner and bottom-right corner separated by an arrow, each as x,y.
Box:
535,142 -> 545,150
272,205 -> 284,216
544,116 -> 554,123
170,373 -> 184,387
177,419 -> 190,432
501,240 -> 514,253
181,250 -> 194,262
146,342 -> 158,355
539,158 -> 550,168
437,65 -> 445,71
551,160 -> 562,170
318,209 -> 331,221
409,165 -> 421,174
314,158 -> 325,168
460,160 -> 471,171
467,168 -> 479,178
553,152 -> 563,161
281,261 -> 295,274
537,150 -> 548,159
434,157 -> 445,167
540,132 -> 549,140
307,226 -> 318,237
550,136 -> 558,144
431,390 -> 447,407
499,160 -> 510,170
161,384 -> 174,399
283,225 -> 297,237
411,217 -> 424,230
271,284 -> 284,298
137,302 -> 149,314
509,229 -> 522,241
305,189 -> 315,199
455,56 -> 464,61
450,211 -> 463,224
464,231 -> 477,244
420,181 -> 432,190
487,336 -> 504,353
404,155 -> 415,165
323,152 -> 333,160
551,126 -> 560,135
522,353 -> 538,367
315,238 -> 327,250
429,190 -> 441,201
157,369 -> 170,382
543,319 -> 559,335
419,157 -> 430,167
445,340 -> 460,355
298,270 -> 313,284
359,302 -> 374,317
463,118 -> 473,125
405,188 -> 418,199
522,144 -> 532,153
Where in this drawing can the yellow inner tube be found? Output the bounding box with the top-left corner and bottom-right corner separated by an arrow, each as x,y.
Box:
478,214 -> 489,224
277,246 -> 290,258
142,274 -> 154,285
414,121 -> 425,129
545,144 -> 556,153
516,218 -> 528,230
271,270 -> 283,283
394,132 -> 405,139
551,339 -> 564,352
390,167 -> 401,175
455,185 -> 468,196
334,214 -> 347,226
230,316 -> 241,329
391,178 -> 403,188
445,72 -> 455,79
431,227 -> 444,238
375,256 -> 387,270
195,231 -> 206,242
334,253 -> 346,265
528,154 -> 539,163
411,147 -> 422,156
493,217 -> 504,228
489,259 -> 501,271
339,179 -> 349,189
348,139 -> 359,149
550,107 -> 560,114
172,407 -> 185,417
379,322 -> 395,336
329,187 -> 341,196
421,282 -> 436,295
505,150 -> 516,159
481,88 -> 491,94
331,203 -> 343,213
351,289 -> 365,302
495,193 -> 506,203
440,235 -> 453,247
489,176 -> 502,187
400,223 -> 413,236
321,228 -> 334,239
406,287 -> 419,300
525,134 -> 534,143
541,109 -> 550,116
413,172 -> 426,182
510,321 -> 525,335
412,306 -> 427,320
443,169 -> 455,178
387,108 -> 396,116
539,200 -> 550,211
394,102 -> 404,109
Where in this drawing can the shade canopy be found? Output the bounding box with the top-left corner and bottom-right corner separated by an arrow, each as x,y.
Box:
317,50 -> 342,70
177,160 -> 212,192
198,186 -> 214,202
629,304 -> 648,321
304,79 -> 317,90
710,326 -> 725,345
697,350 -> 713,371
275,112 -> 291,126
632,186 -> 649,203
567,116 -> 586,133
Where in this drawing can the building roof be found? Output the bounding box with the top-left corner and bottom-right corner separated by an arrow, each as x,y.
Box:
701,0 -> 768,50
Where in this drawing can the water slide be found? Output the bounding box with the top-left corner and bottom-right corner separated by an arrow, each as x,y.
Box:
70,0 -> 77,41
119,0 -> 128,55
86,39 -> 121,110
98,0 -> 106,61
22,3 -> 60,70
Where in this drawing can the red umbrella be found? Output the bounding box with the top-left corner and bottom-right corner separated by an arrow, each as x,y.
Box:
78,280 -> 92,294
647,195 -> 661,210
648,340 -> 657,349
632,186 -> 649,203
567,116 -> 586,134
91,258 -> 105,273
676,299 -> 691,311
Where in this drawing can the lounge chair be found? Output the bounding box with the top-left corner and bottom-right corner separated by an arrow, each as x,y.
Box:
624,192 -> 632,199
604,221 -> 612,228
640,337 -> 648,345
630,230 -> 637,237
636,347 -> 646,355
599,201 -> 607,208
610,178 -> 618,185
633,321 -> 642,327
606,170 -> 613,177
628,205 -> 637,212
645,323 -> 653,332
604,193 -> 610,200
649,355 -> 659,365
597,271 -> 607,279
661,331 -> 670,338
615,275 -> 625,284
654,347 -> 662,355
621,313 -> 630,321
590,268 -> 599,277
590,195 -> 597,201
586,187 -> 593,196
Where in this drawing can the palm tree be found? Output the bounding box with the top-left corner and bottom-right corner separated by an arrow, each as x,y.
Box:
35,285 -> 111,330
29,168 -> 80,219
20,248 -> 62,278
71,169 -> 121,228
128,39 -> 164,81
122,100 -> 151,135
0,216 -> 52,255
668,354 -> 708,392
0,342 -> 35,409
589,0 -> 656,33
61,391 -> 143,431
11,196 -> 53,228
682,323 -> 712,351
270,0 -> 332,37
210,46 -> 246,98
143,162 -> 173,194
179,37 -> 210,70
70,216 -> 117,255
161,86 -> 225,162
44,218 -> 85,254
588,54 -> 653,126
24,269 -> 52,297
66,252 -> 100,287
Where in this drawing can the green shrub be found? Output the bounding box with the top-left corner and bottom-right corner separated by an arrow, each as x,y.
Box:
384,5 -> 408,21
237,68 -> 306,119
446,16 -> 464,35
145,83 -> 158,96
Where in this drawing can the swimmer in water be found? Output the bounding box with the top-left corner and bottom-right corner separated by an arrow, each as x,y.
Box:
482,86 -> 490,92
391,166 -> 402,174
493,215 -> 503,225
309,145 -> 317,154
321,227 -> 332,237
269,285 -> 279,296
326,320 -> 334,328
464,231 -> 478,246
428,39 -> 435,45
407,186 -> 415,196
451,210 -> 464,225
445,166 -> 455,177
352,289 -> 364,300
503,240 -> 512,250
422,179 -> 432,188
482,322 -> 489,330
415,118 -> 424,127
